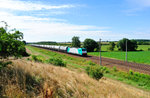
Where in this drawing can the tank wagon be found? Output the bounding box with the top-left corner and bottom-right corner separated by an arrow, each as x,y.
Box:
31,44 -> 87,56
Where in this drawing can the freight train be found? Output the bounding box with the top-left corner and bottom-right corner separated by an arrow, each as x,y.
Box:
31,44 -> 87,56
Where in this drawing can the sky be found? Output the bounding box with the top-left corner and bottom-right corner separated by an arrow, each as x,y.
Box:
0,0 -> 150,42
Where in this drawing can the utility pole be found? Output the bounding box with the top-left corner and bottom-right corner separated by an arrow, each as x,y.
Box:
126,39 -> 128,62
99,39 -> 102,65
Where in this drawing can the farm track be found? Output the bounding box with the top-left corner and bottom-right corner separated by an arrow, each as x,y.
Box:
31,46 -> 150,75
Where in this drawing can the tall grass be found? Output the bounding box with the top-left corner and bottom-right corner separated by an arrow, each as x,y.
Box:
0,61 -> 12,70
1,60 -> 149,97
104,68 -> 150,90
0,62 -> 43,97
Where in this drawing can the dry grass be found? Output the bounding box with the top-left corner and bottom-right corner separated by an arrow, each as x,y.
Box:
0,59 -> 150,98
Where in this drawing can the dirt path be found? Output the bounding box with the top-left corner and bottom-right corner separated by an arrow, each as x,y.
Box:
25,47 -> 32,54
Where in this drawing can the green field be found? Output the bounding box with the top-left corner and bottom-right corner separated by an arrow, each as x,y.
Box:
88,51 -> 150,65
137,45 -> 150,51
101,45 -> 150,51
89,45 -> 150,65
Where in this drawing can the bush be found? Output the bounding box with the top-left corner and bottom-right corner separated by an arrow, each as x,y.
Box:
31,55 -> 43,62
46,58 -> 66,67
129,69 -> 134,75
86,66 -> 103,80
113,66 -> 117,72
148,48 -> 150,51
100,66 -> 110,73
87,61 -> 96,66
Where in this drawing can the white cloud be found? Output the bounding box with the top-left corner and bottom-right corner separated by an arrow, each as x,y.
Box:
0,11 -> 109,42
0,0 -> 111,42
0,0 -> 75,11
35,11 -> 67,16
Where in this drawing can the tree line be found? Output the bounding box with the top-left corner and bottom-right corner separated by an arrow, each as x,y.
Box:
72,36 -> 138,52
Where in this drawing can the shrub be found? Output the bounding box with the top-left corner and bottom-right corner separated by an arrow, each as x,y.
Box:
87,61 -> 96,66
148,48 -> 150,51
113,66 -> 117,72
100,66 -> 110,73
31,55 -> 43,62
67,57 -> 74,60
129,69 -> 134,75
86,66 -> 103,80
46,58 -> 66,67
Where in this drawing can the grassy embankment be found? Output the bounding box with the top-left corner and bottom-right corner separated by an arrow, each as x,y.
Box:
2,59 -> 150,97
26,46 -> 150,91
88,45 -> 150,65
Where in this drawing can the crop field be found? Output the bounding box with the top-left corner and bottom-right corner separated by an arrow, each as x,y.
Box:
89,45 -> 150,65
88,51 -> 150,65
101,45 -> 150,51
26,46 -> 150,91
137,45 -> 150,51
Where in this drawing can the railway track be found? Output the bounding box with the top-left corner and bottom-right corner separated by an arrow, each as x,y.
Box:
87,56 -> 150,74
32,46 -> 150,74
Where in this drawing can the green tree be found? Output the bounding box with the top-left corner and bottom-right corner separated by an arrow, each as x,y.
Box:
108,42 -> 115,51
0,22 -> 27,58
117,38 -> 138,51
72,36 -> 81,47
22,40 -> 27,45
83,38 -> 99,52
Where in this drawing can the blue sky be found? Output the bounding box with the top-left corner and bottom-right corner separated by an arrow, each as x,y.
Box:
0,0 -> 150,42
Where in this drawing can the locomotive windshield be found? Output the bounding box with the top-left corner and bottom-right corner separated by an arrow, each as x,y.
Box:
82,49 -> 86,51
